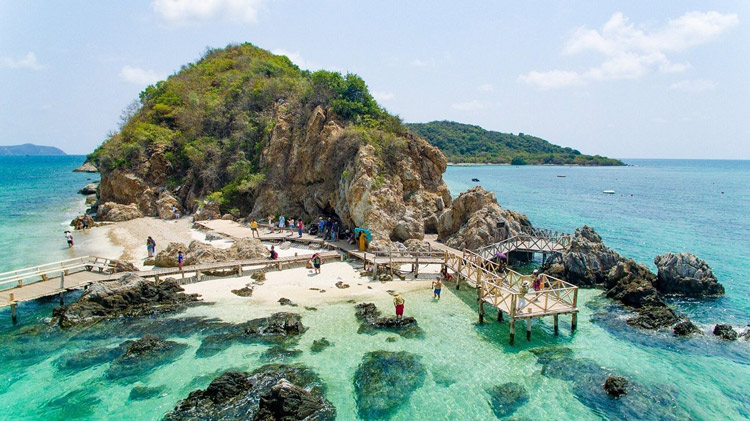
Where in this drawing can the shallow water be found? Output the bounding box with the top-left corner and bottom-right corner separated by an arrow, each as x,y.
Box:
0,158 -> 748,420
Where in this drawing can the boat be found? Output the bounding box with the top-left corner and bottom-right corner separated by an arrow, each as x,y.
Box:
557,175 -> 566,178
603,190 -> 615,194
471,178 -> 480,182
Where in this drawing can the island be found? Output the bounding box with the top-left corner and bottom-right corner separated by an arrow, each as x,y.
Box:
0,143 -> 66,155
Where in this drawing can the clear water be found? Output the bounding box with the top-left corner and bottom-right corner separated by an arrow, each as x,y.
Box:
0,158 -> 748,420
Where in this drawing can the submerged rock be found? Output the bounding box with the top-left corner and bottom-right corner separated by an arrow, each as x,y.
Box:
105,334 -> 187,380
354,302 -> 423,338
260,346 -> 302,362
353,351 -> 426,420
196,312 -> 306,358
278,297 -> 298,307
713,324 -> 738,341
255,379 -> 336,421
164,364 -> 334,420
310,338 -> 332,353
654,252 -> 724,297
626,305 -> 680,330
673,320 -> 702,337
603,376 -> 629,398
486,382 -> 529,419
129,385 -> 166,401
55,344 -> 127,372
51,273 -> 200,327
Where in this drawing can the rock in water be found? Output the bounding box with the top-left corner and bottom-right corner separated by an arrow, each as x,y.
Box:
196,312 -> 306,358
654,252 -> 724,297
486,382 -> 529,418
70,214 -> 95,230
278,297 -> 298,307
255,379 -> 336,421
231,285 -> 254,297
554,225 -> 621,286
353,351 -> 426,420
604,258 -> 660,308
78,183 -> 98,195
310,338 -> 332,353
129,385 -> 166,401
673,320 -> 702,336
164,364 -> 334,420
354,302 -> 423,338
626,305 -> 680,330
105,335 -> 187,380
73,161 -> 98,173
603,376 -> 629,398
713,324 -> 738,341
51,273 -> 200,327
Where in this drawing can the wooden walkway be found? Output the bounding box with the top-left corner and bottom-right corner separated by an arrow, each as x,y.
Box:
476,230 -> 571,261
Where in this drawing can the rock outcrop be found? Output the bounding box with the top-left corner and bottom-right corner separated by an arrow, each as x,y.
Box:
673,320 -> 701,336
154,238 -> 267,267
437,186 -> 531,250
196,313 -> 306,358
73,161 -> 98,173
78,183 -> 98,195
165,364 -> 335,421
105,334 -> 188,380
51,273 -> 200,327
96,202 -> 143,222
70,214 -> 95,230
654,252 -> 724,297
547,225 -> 620,286
713,324 -> 738,341
354,302 -> 422,338
156,191 -> 181,219
603,376 -> 629,398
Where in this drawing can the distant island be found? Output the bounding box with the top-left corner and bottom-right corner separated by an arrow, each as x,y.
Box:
0,143 -> 66,156
407,121 -> 622,166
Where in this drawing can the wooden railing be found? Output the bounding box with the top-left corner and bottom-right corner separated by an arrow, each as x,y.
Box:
0,256 -> 116,290
476,232 -> 571,260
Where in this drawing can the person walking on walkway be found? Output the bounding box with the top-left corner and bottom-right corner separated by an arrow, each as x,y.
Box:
532,270 -> 543,300
278,215 -> 286,234
268,214 -> 274,233
288,218 -> 295,236
297,219 -> 304,238
250,219 -> 260,238
317,217 -> 325,238
178,251 -> 185,271
393,293 -> 405,319
518,280 -> 530,310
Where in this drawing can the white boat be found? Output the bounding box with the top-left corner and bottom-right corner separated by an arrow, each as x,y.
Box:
603,190 -> 615,194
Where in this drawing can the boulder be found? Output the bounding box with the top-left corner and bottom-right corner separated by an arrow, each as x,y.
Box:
97,202 -> 143,222
229,237 -> 267,260
164,364 -> 334,420
193,201 -> 221,221
486,382 -> 529,419
196,313 -> 306,358
222,213 -> 235,221
310,338 -> 332,353
78,183 -> 98,195
603,376 -> 629,398
70,214 -> 95,230
156,191 -> 181,219
437,186 -> 531,250
278,298 -> 298,307
654,252 -> 724,297
553,226 -> 621,286
255,379 -> 336,421
51,273 -> 200,327
673,320 -> 702,336
713,324 -> 738,341
73,161 -> 98,173
604,258 -> 660,308
97,169 -> 156,216
105,334 -> 188,380
626,305 -> 680,330
231,286 -> 254,297
353,351 -> 426,420
354,302 -> 422,338
111,259 -> 138,273
154,241 -> 229,267
204,231 -> 223,241
85,194 -> 97,205
403,239 -> 431,252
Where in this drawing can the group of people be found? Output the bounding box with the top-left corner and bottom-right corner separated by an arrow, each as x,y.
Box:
315,217 -> 340,241
517,269 -> 545,311
265,215 -> 304,238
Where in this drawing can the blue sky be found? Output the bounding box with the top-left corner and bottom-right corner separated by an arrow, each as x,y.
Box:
1,0 -> 747,158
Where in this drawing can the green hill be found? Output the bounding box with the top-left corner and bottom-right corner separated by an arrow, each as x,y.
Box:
407,121 -> 622,166
0,143 -> 66,155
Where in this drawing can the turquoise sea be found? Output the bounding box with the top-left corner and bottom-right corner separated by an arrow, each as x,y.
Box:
0,158 -> 749,420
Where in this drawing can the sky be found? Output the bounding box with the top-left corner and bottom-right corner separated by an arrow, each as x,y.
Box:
1,0 -> 748,158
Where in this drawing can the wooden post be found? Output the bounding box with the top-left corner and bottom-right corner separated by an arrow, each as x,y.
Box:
497,309 -> 503,322
414,254 -> 419,278
60,272 -> 65,289
11,303 -> 18,325
509,292 -> 517,344
196,271 -> 201,282
477,271 -> 484,323
526,318 -> 532,341
553,314 -> 559,335
571,313 -> 578,331
509,319 -> 515,345
237,265 -> 243,277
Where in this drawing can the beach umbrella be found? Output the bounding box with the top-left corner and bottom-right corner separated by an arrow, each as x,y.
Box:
495,252 -> 507,259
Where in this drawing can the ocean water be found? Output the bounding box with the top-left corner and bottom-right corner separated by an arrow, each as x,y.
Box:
0,158 -> 748,420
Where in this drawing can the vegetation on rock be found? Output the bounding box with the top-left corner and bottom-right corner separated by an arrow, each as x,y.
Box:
407,121 -> 623,165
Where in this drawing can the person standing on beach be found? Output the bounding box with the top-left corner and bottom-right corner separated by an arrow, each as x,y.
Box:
393,293 -> 405,319
65,231 -> 74,248
178,251 -> 184,271
250,219 -> 260,238
297,219 -> 303,238
432,277 -> 442,300
146,236 -> 156,257
278,215 -> 286,234
311,252 -> 322,274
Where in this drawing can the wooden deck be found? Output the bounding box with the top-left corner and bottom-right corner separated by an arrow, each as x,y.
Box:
0,270 -> 116,307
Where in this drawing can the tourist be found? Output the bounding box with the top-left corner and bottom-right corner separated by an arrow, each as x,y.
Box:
347,230 -> 356,245
82,217 -> 89,229
269,245 -> 278,260
518,280 -> 530,310
288,218 -> 295,236
250,219 -> 260,238
432,277 -> 442,300
532,270 -> 543,300
317,217 -> 325,237
172,205 -> 180,219
440,266 -> 453,283
331,220 -> 339,241
64,231 -> 74,248
324,218 -> 333,240
267,214 -> 274,233
311,252 -> 322,274
178,251 -> 184,271
297,219 -> 304,238
393,293 -> 405,319
146,236 -> 156,257
278,215 -> 286,234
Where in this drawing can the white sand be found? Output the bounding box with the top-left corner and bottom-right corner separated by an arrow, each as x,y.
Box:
180,261 -> 438,323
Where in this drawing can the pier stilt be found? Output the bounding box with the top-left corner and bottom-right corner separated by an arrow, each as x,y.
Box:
553,314 -> 559,335
497,310 -> 503,322
571,313 -> 577,331
478,301 -> 485,324
59,292 -> 64,306
509,319 -> 515,345
526,318 -> 532,341
10,293 -> 18,325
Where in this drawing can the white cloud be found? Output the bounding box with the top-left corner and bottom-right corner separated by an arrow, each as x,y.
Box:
669,79 -> 717,92
372,91 -> 395,101
478,83 -> 494,92
270,49 -> 318,70
152,0 -> 263,24
520,11 -> 738,90
119,66 -> 165,85
1,52 -> 43,70
409,58 -> 434,68
451,100 -> 486,111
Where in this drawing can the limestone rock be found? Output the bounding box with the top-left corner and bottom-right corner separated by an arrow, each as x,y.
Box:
229,237 -> 267,260
78,183 -> 98,195
73,161 -> 98,173
154,241 -> 231,267
51,273 -> 200,327
70,214 -> 95,230
193,201 -> 221,221
654,252 -> 724,297
156,191 -> 181,219
604,258 -> 660,308
603,376 -> 629,398
713,324 -> 738,341
98,169 -> 156,216
97,202 -> 143,222
555,225 -> 621,286
437,186 -> 531,250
